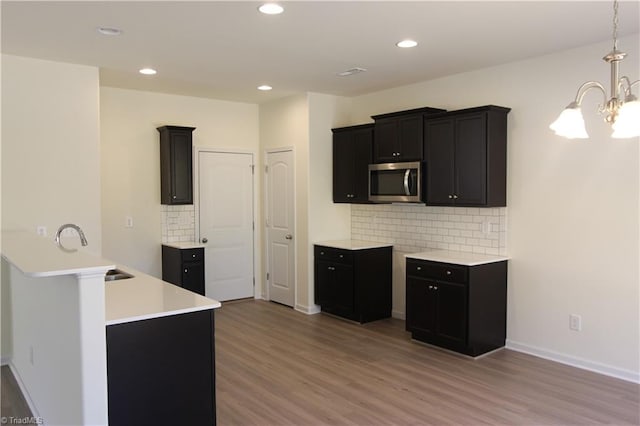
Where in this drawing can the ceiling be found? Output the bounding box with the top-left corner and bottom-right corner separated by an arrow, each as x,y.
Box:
2,1 -> 639,104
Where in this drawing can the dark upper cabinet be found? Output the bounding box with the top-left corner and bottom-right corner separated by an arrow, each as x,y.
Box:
158,125 -> 195,205
424,105 -> 510,207
372,107 -> 445,163
332,124 -> 373,203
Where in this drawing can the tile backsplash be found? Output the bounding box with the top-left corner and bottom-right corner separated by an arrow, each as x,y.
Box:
161,205 -> 195,243
351,204 -> 506,255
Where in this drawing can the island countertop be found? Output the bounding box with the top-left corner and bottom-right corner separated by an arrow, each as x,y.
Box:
105,264 -> 220,326
1,230 -> 115,277
1,230 -> 221,326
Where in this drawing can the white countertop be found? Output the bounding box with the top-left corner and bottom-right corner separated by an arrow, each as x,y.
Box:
1,230 -> 115,277
2,230 -> 221,325
105,264 -> 220,326
315,239 -> 393,250
162,241 -> 206,249
406,249 -> 510,266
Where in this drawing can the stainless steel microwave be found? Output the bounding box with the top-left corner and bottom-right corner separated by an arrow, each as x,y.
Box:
368,161 -> 422,203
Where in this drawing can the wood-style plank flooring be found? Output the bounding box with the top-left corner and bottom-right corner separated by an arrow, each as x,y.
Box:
216,300 -> 639,425
1,300 -> 637,425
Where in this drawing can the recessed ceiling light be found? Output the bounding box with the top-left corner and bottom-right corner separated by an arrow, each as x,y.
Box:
337,67 -> 367,77
97,27 -> 123,36
396,39 -> 418,48
258,3 -> 284,15
257,85 -> 273,91
139,68 -> 157,75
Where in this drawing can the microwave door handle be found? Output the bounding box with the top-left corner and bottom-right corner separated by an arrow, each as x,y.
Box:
403,169 -> 411,196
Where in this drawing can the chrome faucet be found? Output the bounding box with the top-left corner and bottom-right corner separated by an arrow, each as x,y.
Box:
55,223 -> 88,247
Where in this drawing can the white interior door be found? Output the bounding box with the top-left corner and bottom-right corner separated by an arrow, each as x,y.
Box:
266,149 -> 295,307
198,151 -> 254,301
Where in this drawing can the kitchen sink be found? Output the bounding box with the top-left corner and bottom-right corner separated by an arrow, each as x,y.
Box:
105,269 -> 134,281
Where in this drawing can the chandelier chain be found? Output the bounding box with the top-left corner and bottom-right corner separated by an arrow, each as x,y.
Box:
613,0 -> 619,50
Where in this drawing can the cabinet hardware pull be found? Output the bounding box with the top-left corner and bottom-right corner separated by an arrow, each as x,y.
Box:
446,270 -> 451,275
320,251 -> 324,255
339,254 -> 343,258
192,254 -> 196,258
184,269 -> 188,273
453,194 -> 458,199
416,266 -> 422,270
434,286 -> 438,290
428,285 -> 433,290
448,195 -> 453,199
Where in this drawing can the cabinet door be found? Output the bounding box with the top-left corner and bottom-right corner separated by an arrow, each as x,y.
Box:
406,276 -> 437,336
170,131 -> 193,204
397,114 -> 423,161
434,280 -> 467,347
332,131 -> 355,203
373,120 -> 398,163
351,127 -> 373,202
454,113 -> 487,205
315,260 -> 354,315
182,261 -> 205,296
424,118 -> 455,204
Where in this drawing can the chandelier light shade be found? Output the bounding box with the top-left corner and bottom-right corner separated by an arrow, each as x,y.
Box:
550,0 -> 639,139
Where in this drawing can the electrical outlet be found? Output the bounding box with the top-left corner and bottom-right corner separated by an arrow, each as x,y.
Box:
125,216 -> 134,228
36,226 -> 47,237
569,314 -> 582,331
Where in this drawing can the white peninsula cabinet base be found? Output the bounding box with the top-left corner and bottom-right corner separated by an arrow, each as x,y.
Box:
2,231 -> 114,425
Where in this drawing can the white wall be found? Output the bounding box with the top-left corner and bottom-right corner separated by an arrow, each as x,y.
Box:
346,35 -> 639,381
259,95 -> 311,310
307,93 -> 353,308
100,87 -> 259,277
1,54 -> 102,360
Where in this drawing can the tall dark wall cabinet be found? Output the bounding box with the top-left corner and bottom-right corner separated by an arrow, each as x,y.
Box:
332,124 -> 373,203
372,107 -> 445,163
158,125 -> 195,205
424,106 -> 510,207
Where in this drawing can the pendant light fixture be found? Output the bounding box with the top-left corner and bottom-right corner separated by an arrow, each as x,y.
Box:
550,0 -> 639,139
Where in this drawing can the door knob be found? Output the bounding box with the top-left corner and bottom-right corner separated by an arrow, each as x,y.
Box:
285,234 -> 293,240
202,237 -> 208,243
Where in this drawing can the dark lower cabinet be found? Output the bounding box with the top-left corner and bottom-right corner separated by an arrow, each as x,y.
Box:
106,310 -> 216,425
162,245 -> 205,295
314,245 -> 392,323
406,258 -> 507,356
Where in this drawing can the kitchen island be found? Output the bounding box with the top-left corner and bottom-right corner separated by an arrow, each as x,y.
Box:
1,230 -> 220,425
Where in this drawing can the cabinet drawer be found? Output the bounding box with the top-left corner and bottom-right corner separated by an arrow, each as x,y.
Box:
406,259 -> 467,283
181,248 -> 204,263
314,246 -> 353,264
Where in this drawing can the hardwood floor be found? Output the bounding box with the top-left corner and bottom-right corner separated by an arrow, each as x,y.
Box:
1,300 -> 637,425
216,300 -> 639,425
1,365 -> 36,424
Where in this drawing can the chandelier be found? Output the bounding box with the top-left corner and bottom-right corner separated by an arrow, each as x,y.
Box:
550,0 -> 639,139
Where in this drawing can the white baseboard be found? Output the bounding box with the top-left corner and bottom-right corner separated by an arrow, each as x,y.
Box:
7,362 -> 42,421
294,303 -> 321,315
391,310 -> 406,320
506,339 -> 639,384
